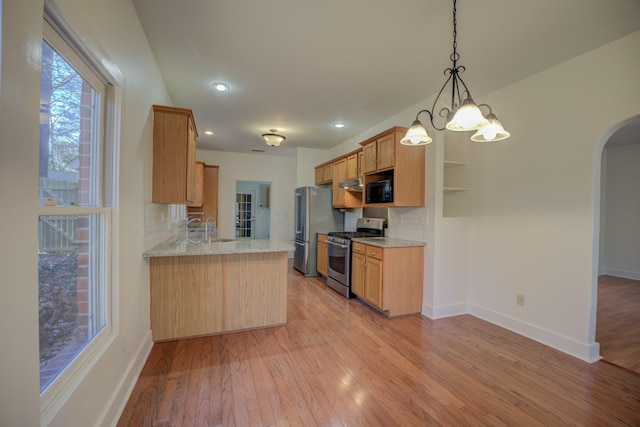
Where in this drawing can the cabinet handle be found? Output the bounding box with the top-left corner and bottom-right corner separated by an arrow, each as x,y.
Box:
370,251 -> 376,256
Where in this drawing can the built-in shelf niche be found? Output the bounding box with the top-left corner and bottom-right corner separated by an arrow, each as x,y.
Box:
443,133 -> 471,217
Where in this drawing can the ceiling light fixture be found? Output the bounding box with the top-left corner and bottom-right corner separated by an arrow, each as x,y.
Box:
262,129 -> 286,147
400,0 -> 510,146
211,82 -> 229,92
333,122 -> 345,129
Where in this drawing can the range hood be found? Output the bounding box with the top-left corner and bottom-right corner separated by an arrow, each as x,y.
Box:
338,177 -> 363,192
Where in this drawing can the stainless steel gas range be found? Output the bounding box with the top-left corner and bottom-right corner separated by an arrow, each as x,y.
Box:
326,217 -> 385,298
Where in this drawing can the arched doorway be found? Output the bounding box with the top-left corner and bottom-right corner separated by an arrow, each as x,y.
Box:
594,116 -> 640,373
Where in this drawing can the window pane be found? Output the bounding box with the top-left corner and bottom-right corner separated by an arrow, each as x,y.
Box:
39,214 -> 106,392
39,40 -> 101,207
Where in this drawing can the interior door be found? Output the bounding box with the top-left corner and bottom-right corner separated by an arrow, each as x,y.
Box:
235,190 -> 256,238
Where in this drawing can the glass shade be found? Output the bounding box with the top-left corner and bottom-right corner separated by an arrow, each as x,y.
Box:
262,132 -> 285,147
471,113 -> 510,142
446,97 -> 489,131
400,120 -> 432,145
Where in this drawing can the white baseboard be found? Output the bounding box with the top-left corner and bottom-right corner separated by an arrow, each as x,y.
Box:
422,302 -> 468,319
468,303 -> 600,363
601,268 -> 640,281
99,330 -> 154,427
422,302 -> 600,363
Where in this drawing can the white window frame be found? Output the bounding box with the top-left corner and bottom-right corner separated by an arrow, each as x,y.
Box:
39,2 -> 121,422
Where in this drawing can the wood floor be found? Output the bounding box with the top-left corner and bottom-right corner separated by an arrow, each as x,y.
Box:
118,267 -> 640,426
596,275 -> 640,373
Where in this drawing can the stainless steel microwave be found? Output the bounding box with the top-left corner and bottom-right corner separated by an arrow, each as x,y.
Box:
366,179 -> 393,204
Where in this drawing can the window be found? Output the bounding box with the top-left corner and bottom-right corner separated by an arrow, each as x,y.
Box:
38,17 -> 113,395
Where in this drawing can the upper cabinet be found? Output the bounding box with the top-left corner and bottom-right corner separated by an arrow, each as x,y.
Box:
362,131 -> 395,174
345,150 -> 360,180
313,126 -> 425,208
361,127 -> 425,207
188,161 -> 205,207
152,105 -> 198,204
332,158 -> 361,209
314,162 -> 333,186
188,164 -> 219,222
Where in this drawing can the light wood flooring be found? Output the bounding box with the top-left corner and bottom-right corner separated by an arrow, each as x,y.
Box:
118,267 -> 640,426
596,274 -> 640,373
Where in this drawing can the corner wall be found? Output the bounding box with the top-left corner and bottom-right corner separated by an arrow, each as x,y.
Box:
466,31 -> 640,361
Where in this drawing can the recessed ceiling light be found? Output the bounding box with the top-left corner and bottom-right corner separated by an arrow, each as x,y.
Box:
204,130 -> 214,135
333,122 -> 345,129
211,82 -> 229,92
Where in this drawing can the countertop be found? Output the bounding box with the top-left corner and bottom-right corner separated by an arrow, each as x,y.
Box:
143,236 -> 295,257
351,236 -> 426,248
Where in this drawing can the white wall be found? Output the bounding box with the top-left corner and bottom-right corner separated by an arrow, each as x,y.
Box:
1,0 -> 171,425
601,143 -> 640,279
466,31 -> 640,362
296,147 -> 330,187
196,150 -> 297,246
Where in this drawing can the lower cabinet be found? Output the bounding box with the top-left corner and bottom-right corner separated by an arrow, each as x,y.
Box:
150,251 -> 288,341
317,233 -> 329,276
351,242 -> 424,317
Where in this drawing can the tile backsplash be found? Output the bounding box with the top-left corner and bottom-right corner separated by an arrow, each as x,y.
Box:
143,202 -> 186,251
346,206 -> 428,242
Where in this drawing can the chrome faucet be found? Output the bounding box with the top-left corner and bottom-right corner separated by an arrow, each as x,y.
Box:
205,217 -> 216,243
185,217 -> 202,243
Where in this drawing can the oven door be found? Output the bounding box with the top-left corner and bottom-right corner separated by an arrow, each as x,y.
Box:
327,239 -> 350,286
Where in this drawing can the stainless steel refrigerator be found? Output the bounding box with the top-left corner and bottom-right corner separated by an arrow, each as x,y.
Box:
293,186 -> 344,276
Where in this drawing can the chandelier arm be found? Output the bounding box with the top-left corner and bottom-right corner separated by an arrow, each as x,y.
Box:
428,73 -> 454,131
477,103 -> 493,115
413,109 -> 435,123
453,71 -> 473,105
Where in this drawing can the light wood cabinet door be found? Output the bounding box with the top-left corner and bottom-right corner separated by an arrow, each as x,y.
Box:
187,164 -> 219,222
314,167 -> 324,185
322,164 -> 333,182
314,163 -> 333,185
332,158 -> 347,207
346,153 -> 358,179
317,234 -> 328,277
365,255 -> 384,309
376,133 -> 395,171
152,105 -> 198,204
362,142 -> 377,174
187,161 -> 205,207
351,243 -> 366,297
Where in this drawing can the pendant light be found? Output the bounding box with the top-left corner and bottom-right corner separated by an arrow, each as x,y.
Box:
262,129 -> 286,147
400,0 -> 510,146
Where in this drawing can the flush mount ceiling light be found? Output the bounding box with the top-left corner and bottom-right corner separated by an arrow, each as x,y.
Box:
400,0 -> 510,146
333,122 -> 345,129
211,82 -> 229,92
262,129 -> 286,147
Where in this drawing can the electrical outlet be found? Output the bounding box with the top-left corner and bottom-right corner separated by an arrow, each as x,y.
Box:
517,294 -> 525,306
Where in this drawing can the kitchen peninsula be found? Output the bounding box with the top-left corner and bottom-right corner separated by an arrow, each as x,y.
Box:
143,238 -> 294,341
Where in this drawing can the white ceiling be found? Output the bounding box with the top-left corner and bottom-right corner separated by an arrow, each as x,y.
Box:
132,0 -> 640,155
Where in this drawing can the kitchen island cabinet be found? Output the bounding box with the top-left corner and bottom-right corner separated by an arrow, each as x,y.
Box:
145,239 -> 293,341
351,238 -> 424,317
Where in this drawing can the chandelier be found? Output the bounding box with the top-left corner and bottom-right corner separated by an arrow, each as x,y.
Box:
262,129 -> 286,147
400,0 -> 510,146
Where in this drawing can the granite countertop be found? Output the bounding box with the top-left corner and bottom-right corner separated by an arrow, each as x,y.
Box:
351,236 -> 426,248
143,236 -> 295,257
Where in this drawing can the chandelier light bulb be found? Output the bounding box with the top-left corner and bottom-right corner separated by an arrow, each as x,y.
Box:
446,97 -> 489,131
